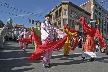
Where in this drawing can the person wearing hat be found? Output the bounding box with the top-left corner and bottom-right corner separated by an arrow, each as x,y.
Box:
41,14 -> 66,68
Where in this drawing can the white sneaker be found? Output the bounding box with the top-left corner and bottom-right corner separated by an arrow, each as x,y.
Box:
23,48 -> 25,50
43,64 -> 50,68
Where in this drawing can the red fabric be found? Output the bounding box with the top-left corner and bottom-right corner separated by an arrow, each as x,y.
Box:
18,28 -> 41,47
18,37 -> 32,48
18,28 -> 67,60
20,43 -> 23,48
82,36 -> 96,52
27,35 -> 68,60
95,29 -> 106,47
71,36 -> 79,51
64,25 -> 78,33
18,36 -> 32,43
31,28 -> 42,46
79,16 -> 106,47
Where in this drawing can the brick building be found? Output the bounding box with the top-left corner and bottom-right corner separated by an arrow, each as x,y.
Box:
80,0 -> 108,34
48,1 -> 91,31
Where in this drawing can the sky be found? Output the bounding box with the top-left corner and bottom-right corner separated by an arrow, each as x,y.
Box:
0,0 -> 108,28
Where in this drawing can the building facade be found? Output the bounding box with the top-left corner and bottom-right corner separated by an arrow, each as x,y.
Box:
0,20 -> 5,28
80,0 -> 108,35
48,1 -> 91,32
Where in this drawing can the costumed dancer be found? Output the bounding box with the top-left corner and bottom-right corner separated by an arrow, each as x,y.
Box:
18,28 -> 31,50
82,24 -> 96,61
79,17 -> 106,61
30,22 -> 41,52
63,24 -> 77,56
41,14 -> 66,68
0,27 -> 6,49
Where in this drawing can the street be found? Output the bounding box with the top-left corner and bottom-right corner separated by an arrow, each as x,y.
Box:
0,41 -> 108,72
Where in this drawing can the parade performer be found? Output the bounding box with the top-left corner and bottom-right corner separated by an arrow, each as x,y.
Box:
79,17 -> 106,61
18,28 -> 31,50
0,27 -> 6,49
30,22 -> 41,52
63,24 -> 77,56
82,24 -> 96,61
27,14 -> 67,68
63,25 -> 79,51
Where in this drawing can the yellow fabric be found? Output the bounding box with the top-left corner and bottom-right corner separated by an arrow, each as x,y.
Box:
63,28 -> 77,43
63,28 -> 77,55
63,43 -> 70,55
34,42 -> 37,52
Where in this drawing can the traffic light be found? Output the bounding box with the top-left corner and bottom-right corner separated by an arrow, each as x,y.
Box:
31,20 -> 34,24
96,20 -> 99,25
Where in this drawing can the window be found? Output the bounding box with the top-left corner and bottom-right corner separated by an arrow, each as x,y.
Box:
99,7 -> 101,10
72,20 -> 75,29
69,19 -> 72,27
55,11 -> 58,18
59,8 -> 62,16
58,20 -> 61,28
94,9 -> 98,14
64,9 -> 67,15
70,10 -> 73,14
99,12 -> 101,16
63,19 -> 67,25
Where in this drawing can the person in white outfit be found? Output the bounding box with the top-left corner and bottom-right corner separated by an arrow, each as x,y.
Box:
41,14 -> 66,68
18,28 -> 30,50
0,27 -> 6,49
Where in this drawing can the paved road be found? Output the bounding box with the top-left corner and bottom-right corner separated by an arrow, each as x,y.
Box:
0,41 -> 108,72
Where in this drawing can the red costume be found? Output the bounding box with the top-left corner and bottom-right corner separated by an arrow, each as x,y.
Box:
79,16 -> 106,61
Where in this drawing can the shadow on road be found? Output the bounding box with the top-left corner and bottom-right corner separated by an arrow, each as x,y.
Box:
50,53 -> 108,67
0,41 -> 42,72
96,56 -> 108,63
51,54 -> 81,60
